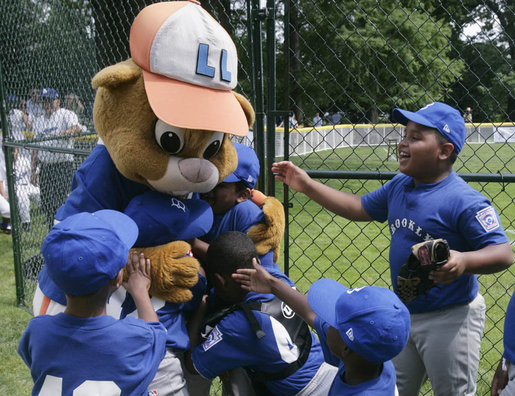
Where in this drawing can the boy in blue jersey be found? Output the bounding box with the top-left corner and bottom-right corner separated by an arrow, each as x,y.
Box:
190,142 -> 282,274
491,289 -> 515,395
233,261 -> 411,395
18,210 -> 167,395
272,102 -> 513,395
185,231 -> 338,395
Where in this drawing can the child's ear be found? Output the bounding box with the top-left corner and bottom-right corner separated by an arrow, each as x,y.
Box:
236,187 -> 252,203
214,272 -> 226,287
439,142 -> 455,160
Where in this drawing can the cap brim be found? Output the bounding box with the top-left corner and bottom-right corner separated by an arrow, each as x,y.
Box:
391,108 -> 437,129
93,210 -> 139,249
142,70 -> 249,137
308,278 -> 348,328
223,174 -> 241,183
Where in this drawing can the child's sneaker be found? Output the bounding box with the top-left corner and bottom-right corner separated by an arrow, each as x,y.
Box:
1,223 -> 11,234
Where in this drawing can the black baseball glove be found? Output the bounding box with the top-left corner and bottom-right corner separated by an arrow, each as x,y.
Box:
396,238 -> 450,304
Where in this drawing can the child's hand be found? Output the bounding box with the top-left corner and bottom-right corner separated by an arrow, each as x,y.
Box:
272,161 -> 310,193
429,250 -> 466,284
232,258 -> 274,293
123,252 -> 152,295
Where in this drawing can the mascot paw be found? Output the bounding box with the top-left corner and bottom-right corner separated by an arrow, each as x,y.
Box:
126,241 -> 200,303
248,195 -> 285,262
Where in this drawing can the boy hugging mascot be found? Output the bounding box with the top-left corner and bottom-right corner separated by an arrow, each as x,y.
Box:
33,0 -> 284,316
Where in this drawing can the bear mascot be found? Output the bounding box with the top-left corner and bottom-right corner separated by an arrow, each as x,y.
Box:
33,1 -> 284,320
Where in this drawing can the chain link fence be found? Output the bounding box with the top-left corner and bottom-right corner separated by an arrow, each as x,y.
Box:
1,1 -> 513,395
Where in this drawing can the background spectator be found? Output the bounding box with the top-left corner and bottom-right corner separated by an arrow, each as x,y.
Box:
313,111 -> 323,127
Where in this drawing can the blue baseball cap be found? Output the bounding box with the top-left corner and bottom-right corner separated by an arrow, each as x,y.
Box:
124,191 -> 213,247
40,88 -> 59,99
308,279 -> 410,363
42,210 -> 138,295
391,102 -> 466,153
6,94 -> 17,103
223,143 -> 260,189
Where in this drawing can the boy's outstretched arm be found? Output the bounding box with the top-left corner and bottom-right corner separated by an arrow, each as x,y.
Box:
233,258 -> 316,327
123,252 -> 159,323
272,161 -> 372,221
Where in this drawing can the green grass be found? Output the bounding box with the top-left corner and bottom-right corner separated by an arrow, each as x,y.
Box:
0,232 -> 32,393
2,141 -> 514,395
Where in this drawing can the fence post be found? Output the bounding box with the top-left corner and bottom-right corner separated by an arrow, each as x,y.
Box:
250,0 -> 266,191
0,61 -> 25,306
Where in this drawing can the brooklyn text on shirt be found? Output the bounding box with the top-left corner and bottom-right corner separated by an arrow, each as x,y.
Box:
390,217 -> 434,240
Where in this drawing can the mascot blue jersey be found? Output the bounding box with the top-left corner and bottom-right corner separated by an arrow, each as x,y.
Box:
314,317 -> 397,395
192,290 -> 325,395
40,145 -> 149,305
18,314 -> 166,396
504,291 -> 515,364
362,171 -> 508,313
56,144 -> 149,219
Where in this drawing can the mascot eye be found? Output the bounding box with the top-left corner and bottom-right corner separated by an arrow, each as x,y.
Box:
154,120 -> 185,154
203,132 -> 225,159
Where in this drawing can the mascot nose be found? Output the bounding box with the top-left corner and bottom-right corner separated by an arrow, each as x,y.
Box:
178,158 -> 215,183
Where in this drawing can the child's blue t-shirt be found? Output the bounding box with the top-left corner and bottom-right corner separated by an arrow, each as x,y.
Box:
362,171 -> 508,313
193,290 -> 326,395
18,313 -> 166,396
201,198 -> 286,274
314,316 -> 397,395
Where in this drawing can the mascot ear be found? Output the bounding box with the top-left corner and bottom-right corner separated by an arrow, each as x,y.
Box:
92,59 -> 141,89
233,91 -> 256,128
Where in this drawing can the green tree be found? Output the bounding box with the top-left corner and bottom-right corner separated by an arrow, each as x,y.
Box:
0,0 -> 97,110
285,0 -> 465,123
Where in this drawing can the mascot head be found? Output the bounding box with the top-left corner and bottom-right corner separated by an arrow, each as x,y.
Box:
92,0 -> 255,196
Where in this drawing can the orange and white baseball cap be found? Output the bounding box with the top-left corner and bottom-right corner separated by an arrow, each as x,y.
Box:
130,1 -> 249,136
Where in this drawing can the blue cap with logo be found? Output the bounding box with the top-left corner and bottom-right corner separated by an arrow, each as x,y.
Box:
124,191 -> 214,247
391,102 -> 466,153
40,88 -> 59,99
308,279 -> 410,363
223,143 -> 260,189
6,93 -> 17,103
41,210 -> 138,295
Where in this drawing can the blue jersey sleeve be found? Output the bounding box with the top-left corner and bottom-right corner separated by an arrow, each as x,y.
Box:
361,179 -> 393,222
55,145 -> 148,220
192,311 -> 262,378
504,291 -> 515,364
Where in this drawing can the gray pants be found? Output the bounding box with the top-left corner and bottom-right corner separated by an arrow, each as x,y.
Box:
393,294 -> 486,396
149,349 -> 190,396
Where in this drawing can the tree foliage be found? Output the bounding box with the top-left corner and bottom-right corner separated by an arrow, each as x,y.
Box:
0,0 -> 96,107
0,0 -> 512,124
